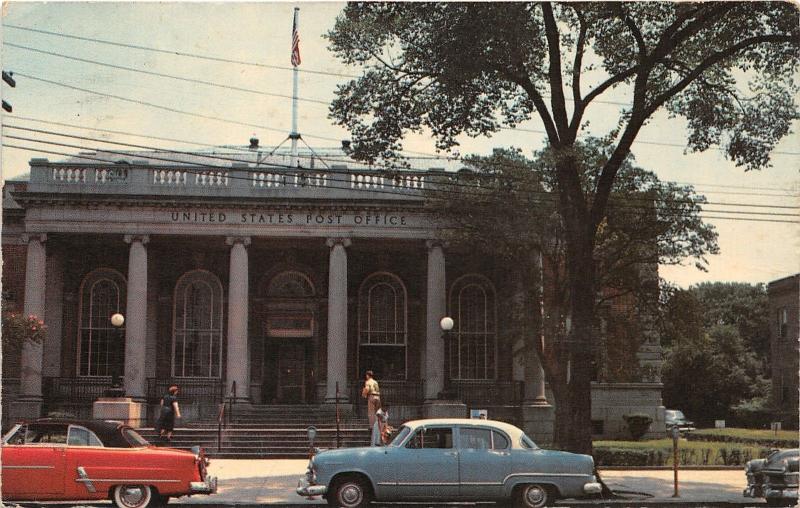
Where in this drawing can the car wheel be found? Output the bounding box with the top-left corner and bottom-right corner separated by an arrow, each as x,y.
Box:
515,483 -> 551,508
328,476 -> 372,508
112,484 -> 153,508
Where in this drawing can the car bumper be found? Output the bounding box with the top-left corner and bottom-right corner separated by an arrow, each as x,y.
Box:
190,476 -> 218,494
583,482 -> 603,495
296,478 -> 327,497
765,486 -> 798,500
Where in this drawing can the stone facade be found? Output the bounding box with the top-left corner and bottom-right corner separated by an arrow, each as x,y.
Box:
1,148 -> 665,439
768,274 -> 799,426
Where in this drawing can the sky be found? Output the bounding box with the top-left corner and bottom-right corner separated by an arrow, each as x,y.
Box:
1,2 -> 798,289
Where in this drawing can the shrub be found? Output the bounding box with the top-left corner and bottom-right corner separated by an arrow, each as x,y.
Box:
687,428 -> 799,448
593,439 -> 772,466
2,312 -> 46,355
623,413 -> 653,440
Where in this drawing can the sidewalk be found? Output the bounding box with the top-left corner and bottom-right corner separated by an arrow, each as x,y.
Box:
173,459 -> 765,506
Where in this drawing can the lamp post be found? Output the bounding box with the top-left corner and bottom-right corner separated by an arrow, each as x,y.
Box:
108,313 -> 125,397
439,317 -> 454,398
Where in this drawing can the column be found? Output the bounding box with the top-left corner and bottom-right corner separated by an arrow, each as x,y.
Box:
12,234 -> 47,418
123,234 -> 149,400
226,236 -> 251,402
424,240 -> 446,400
521,251 -> 554,443
43,248 -> 64,376
325,238 -> 351,402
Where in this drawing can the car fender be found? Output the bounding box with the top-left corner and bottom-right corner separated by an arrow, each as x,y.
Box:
502,474 -> 561,498
327,469 -> 377,494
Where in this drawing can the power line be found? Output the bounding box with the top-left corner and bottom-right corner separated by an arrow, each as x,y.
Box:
13,72 -> 345,145
6,130 -> 799,218
9,114 -> 797,198
5,23 -> 356,79
5,43 -> 331,106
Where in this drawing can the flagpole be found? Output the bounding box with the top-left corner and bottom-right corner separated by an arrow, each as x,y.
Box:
290,7 -> 300,168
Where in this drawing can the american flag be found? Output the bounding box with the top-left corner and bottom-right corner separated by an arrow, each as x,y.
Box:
291,8 -> 301,67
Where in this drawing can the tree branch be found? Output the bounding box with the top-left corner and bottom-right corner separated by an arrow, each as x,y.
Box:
646,34 -> 796,118
541,2 -> 570,136
568,10 -> 588,142
618,4 -> 648,60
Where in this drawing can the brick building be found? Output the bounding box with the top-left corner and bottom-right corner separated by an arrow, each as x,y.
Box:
1,147 -> 665,440
767,274 -> 799,426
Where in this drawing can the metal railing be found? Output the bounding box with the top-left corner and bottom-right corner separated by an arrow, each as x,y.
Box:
146,378 -> 224,404
450,380 -> 524,406
43,377 -> 111,402
350,380 -> 424,407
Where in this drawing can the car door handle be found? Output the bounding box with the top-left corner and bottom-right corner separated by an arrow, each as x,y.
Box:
445,451 -> 459,457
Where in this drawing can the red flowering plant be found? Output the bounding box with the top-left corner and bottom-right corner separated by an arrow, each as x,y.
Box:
2,311 -> 46,355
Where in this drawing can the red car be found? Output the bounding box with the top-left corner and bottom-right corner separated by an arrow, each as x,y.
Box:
1,418 -> 217,507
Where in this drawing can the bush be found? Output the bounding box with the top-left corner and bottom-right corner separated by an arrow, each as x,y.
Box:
688,428 -> 799,448
593,439 -> 772,466
2,312 -> 46,355
623,413 -> 653,440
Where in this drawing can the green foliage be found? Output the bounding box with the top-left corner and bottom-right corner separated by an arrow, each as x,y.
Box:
689,427 -> 799,448
593,439 -> 772,466
623,413 -> 654,440
662,323 -> 768,424
2,311 -> 46,356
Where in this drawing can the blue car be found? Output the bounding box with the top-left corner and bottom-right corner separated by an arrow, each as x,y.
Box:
297,418 -> 602,508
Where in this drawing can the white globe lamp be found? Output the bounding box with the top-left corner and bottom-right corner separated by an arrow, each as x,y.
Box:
439,316 -> 454,331
110,313 -> 125,327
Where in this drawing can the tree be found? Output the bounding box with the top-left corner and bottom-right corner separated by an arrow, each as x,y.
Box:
425,142 -> 717,446
662,323 -> 768,425
327,2 -> 799,453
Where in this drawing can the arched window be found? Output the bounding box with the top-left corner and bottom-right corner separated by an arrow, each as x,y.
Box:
358,273 -> 407,380
77,269 -> 127,377
172,270 -> 224,378
267,271 -> 315,298
448,274 -> 497,380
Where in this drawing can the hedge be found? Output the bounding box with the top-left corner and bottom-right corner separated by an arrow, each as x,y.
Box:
593,439 -> 773,466
687,428 -> 799,448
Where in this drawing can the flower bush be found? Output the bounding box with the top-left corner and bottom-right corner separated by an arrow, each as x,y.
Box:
2,312 -> 46,355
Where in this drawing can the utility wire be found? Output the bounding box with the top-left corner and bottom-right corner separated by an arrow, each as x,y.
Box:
7,25 -> 800,157
6,43 -> 331,106
5,24 -> 355,79
9,115 -> 797,197
6,132 -> 799,219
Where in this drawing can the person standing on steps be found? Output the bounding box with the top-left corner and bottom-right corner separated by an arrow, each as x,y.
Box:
155,385 -> 181,442
361,370 -> 381,430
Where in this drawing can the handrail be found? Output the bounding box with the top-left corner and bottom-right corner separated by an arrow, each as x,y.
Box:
335,382 -> 341,448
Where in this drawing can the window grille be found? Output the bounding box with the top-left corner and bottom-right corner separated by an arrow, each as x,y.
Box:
358,272 -> 407,379
448,274 -> 497,380
77,269 -> 126,377
172,270 -> 223,378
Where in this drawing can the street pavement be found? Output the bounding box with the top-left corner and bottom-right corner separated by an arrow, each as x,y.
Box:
169,459 -> 778,507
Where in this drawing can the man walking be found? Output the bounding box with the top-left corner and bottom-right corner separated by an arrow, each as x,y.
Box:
361,370 -> 381,429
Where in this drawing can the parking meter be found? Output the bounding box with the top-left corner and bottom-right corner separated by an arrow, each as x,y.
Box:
671,425 -> 680,497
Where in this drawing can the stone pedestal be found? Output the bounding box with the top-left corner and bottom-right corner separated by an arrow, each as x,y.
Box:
422,399 -> 467,419
522,403 -> 555,445
93,397 -> 144,427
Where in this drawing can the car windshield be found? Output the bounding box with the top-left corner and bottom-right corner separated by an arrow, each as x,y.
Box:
667,410 -> 685,420
123,428 -> 150,447
2,424 -> 23,444
389,425 -> 412,447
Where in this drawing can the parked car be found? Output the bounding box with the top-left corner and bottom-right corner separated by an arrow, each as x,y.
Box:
664,409 -> 695,434
1,418 -> 217,507
297,418 -> 603,508
744,448 -> 799,507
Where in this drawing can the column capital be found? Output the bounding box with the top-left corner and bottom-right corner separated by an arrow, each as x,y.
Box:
21,233 -> 47,244
123,234 -> 150,245
225,236 -> 252,247
425,239 -> 446,250
326,237 -> 352,249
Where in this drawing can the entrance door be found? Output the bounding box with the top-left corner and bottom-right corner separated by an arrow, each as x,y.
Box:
276,343 -> 305,403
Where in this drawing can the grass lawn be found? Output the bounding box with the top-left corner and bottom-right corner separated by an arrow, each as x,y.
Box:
691,427 -> 798,443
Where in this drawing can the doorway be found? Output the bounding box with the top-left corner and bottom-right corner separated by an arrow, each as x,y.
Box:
276,342 -> 306,403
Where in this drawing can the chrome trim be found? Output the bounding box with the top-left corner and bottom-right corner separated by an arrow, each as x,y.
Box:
190,476 -> 217,494
396,482 -> 459,486
76,467 -> 97,493
583,482 -> 602,494
2,465 -> 55,469
460,481 -> 504,486
75,478 -> 181,483
505,472 -> 593,481
296,478 -> 327,497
